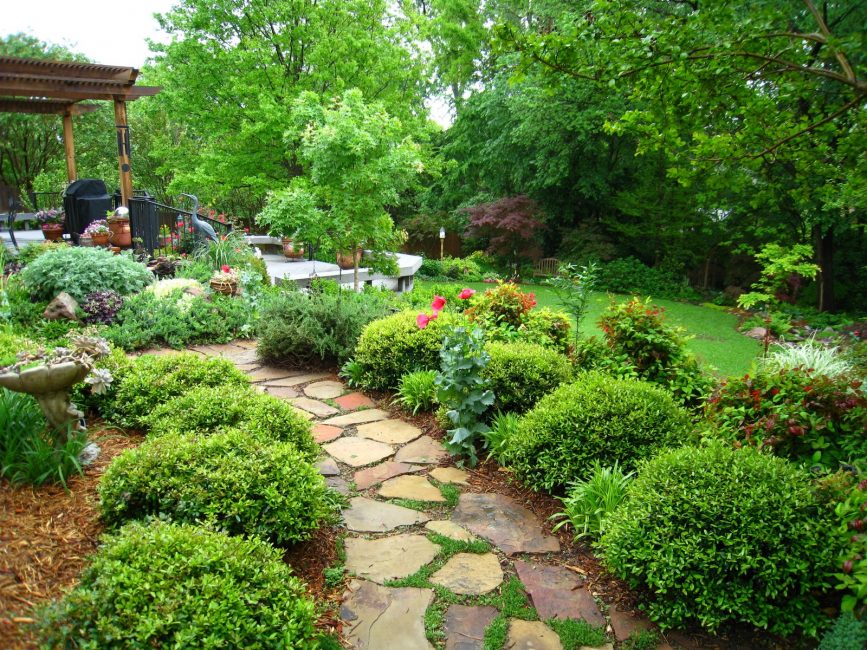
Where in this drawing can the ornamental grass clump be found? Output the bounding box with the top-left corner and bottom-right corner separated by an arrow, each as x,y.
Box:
598,442 -> 840,637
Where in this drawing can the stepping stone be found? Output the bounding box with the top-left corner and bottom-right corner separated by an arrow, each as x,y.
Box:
260,385 -> 298,400
342,496 -> 429,532
429,467 -> 470,486
235,363 -> 260,372
506,620 -> 563,650
225,348 -> 259,365
207,343 -> 250,357
341,580 -> 434,650
608,605 -> 653,643
394,436 -> 449,465
305,380 -> 346,399
425,521 -> 477,543
316,457 -> 340,477
514,560 -> 603,625
322,409 -> 390,426
290,406 -> 315,421
451,493 -> 560,556
324,438 -> 393,468
379,475 -> 445,502
430,553 -> 503,595
335,392 -> 376,411
356,419 -> 424,445
247,366 -> 297,382
264,372 -> 329,387
444,604 -> 498,650
326,475 -> 351,495
345,534 -> 440,583
313,424 -> 343,444
354,461 -> 421,490
233,339 -> 258,349
291,397 -> 339,418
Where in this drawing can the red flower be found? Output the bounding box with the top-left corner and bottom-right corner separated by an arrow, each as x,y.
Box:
527,292 -> 537,307
770,388 -> 780,396
221,265 -> 231,273
431,295 -> 446,312
417,313 -> 433,329
458,288 -> 476,300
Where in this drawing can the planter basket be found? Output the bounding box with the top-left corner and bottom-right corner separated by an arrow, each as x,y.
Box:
210,278 -> 238,296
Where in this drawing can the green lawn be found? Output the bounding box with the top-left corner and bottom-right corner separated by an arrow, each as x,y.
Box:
415,280 -> 761,378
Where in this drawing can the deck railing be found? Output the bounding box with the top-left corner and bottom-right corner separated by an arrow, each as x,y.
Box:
128,196 -> 233,256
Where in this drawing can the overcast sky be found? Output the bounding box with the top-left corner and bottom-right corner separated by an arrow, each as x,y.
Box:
4,0 -> 452,126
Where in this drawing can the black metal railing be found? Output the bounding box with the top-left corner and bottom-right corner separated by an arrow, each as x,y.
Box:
128,196 -> 233,256
28,191 -> 63,211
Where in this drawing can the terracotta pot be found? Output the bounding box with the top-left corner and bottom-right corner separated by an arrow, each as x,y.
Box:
110,246 -> 121,254
41,224 -> 63,241
108,217 -> 132,247
336,248 -> 362,270
91,232 -> 110,246
282,238 -> 305,260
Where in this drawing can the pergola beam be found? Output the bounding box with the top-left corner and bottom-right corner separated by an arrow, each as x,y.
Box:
0,57 -> 138,83
0,99 -> 100,116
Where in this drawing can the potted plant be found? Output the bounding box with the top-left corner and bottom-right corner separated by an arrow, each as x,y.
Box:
281,236 -> 305,260
107,208 -> 132,247
36,208 -> 65,241
336,246 -> 363,269
83,219 -> 111,246
209,265 -> 239,296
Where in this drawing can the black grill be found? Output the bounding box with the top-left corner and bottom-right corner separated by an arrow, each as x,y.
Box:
63,179 -> 112,243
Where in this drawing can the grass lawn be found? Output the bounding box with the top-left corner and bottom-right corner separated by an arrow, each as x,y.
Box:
416,280 -> 761,378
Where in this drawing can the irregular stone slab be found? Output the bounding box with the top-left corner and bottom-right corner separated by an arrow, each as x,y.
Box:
206,343 -> 249,357
445,604 -> 498,650
608,605 -> 653,642
341,580 -> 434,650
425,521 -> 477,543
354,461 -> 421,490
264,372 -> 329,387
313,423 -> 343,444
513,560 -> 603,625
394,436 -> 449,465
224,348 -> 259,365
379,475 -> 445,502
322,409 -> 390,426
335,392 -> 376,411
326,475 -> 351,495
305,380 -> 346,399
260,385 -> 298,400
506,619 -> 563,650
430,467 -> 470,486
247,366 -> 297,382
235,362 -> 261,372
233,339 -> 258,349
316,457 -> 341,476
356,419 -> 424,445
430,553 -> 503,595
580,645 -> 613,650
342,497 -> 429,532
290,406 -> 315,421
324,437 -> 393,468
291,396 -> 339,418
451,493 -> 560,556
345,534 -> 440,583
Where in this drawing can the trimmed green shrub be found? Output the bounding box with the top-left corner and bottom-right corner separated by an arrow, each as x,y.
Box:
598,442 -> 839,636
504,373 -> 692,490
145,385 -> 317,459
20,246 -> 153,302
521,307 -> 571,354
100,429 -> 328,544
598,257 -> 700,301
482,341 -> 572,414
818,613 -> 867,650
38,520 -> 318,649
354,310 -> 463,390
257,286 -> 391,366
111,353 -> 249,429
395,370 -> 438,414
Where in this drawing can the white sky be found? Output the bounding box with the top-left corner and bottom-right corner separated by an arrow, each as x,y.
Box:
3,0 -> 452,127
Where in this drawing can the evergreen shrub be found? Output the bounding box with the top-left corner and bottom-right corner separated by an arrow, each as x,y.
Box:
483,341 -> 572,414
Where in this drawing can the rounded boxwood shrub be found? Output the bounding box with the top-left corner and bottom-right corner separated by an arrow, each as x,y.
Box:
354,310 -> 463,391
504,372 -> 691,490
111,353 -> 249,429
483,341 -> 572,414
598,442 -> 840,636
145,384 -> 317,460
99,429 -> 328,544
38,520 -> 318,649
20,246 -> 153,302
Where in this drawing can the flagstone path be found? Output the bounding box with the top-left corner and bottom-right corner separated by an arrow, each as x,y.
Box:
178,341 -> 663,650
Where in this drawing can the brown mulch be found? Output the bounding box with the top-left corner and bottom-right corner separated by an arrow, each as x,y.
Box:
0,426 -> 144,650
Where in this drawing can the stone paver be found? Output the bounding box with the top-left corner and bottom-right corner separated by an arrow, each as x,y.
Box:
335,392 -> 376,410
234,339 -> 258,349
394,436 -> 449,465
444,605 -> 498,650
342,496 -> 429,532
323,437 -> 393,468
224,348 -> 259,364
313,424 -> 344,443
260,385 -> 298,400
608,605 -> 653,642
235,362 -> 261,372
451,493 -> 560,556
341,580 -> 434,650
326,475 -> 351,495
264,372 -> 329,387
316,457 -> 340,476
514,560 -> 603,625
345,534 -> 440,583
322,409 -> 390,426
425,521 -> 477,543
430,553 -> 503,595
304,380 -> 346,399
290,406 -> 315,421
291,396 -> 339,418
247,366 -> 297,382
354,461 -> 421,490
356,419 -> 424,445
506,620 -> 563,650
429,467 -> 470,486
378,475 -> 445,502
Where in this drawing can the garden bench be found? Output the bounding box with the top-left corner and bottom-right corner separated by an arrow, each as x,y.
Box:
532,257 -> 560,278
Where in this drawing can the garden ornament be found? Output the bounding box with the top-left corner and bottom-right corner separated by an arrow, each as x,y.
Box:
180,193 -> 218,242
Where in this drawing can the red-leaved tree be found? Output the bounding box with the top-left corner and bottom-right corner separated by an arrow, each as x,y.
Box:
462,195 -> 545,267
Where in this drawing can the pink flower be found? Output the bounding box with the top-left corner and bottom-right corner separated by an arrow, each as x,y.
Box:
458,288 -> 476,300
431,295 -> 446,312
417,313 -> 432,329
221,265 -> 231,273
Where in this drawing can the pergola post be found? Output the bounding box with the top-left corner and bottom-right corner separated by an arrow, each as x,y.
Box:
62,109 -> 77,182
113,98 -> 133,206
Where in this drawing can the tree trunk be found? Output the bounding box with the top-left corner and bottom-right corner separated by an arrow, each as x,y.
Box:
353,259 -> 359,292
814,225 -> 835,312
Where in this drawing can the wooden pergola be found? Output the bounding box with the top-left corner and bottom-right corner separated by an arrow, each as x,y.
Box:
0,57 -> 161,206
